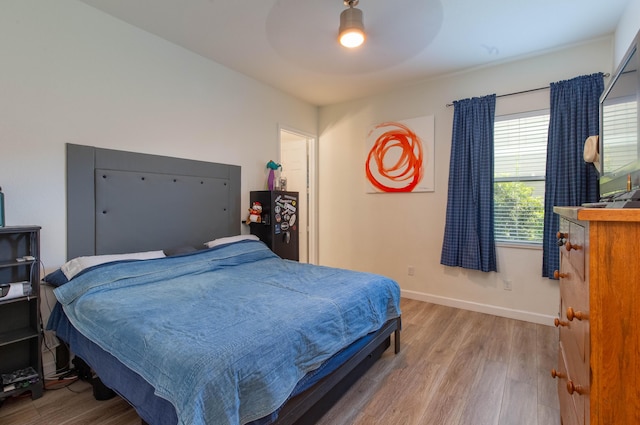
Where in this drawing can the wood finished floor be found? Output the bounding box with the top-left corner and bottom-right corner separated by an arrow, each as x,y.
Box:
0,298 -> 560,425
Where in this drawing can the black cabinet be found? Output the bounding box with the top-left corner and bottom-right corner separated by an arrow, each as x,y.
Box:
249,191 -> 299,261
0,226 -> 42,400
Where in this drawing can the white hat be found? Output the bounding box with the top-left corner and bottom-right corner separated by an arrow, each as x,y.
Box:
583,135 -> 601,173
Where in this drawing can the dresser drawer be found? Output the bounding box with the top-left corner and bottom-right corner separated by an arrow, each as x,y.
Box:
557,343 -> 581,425
567,220 -> 585,280
558,251 -> 588,362
559,294 -> 587,365
559,280 -> 589,362
559,217 -> 571,262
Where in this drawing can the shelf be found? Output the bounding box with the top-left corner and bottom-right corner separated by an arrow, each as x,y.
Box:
0,327 -> 39,347
0,294 -> 37,306
0,225 -> 41,234
1,380 -> 42,400
0,226 -> 42,401
0,259 -> 36,269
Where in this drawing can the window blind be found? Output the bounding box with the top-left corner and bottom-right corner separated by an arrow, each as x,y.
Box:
601,99 -> 638,172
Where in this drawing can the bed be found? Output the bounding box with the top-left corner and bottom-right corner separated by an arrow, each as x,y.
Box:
46,144 -> 401,425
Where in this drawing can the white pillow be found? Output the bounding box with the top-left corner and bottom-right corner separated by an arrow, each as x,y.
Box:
204,234 -> 259,248
61,250 -> 166,280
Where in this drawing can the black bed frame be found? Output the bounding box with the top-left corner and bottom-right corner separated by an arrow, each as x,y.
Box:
65,144 -> 401,425
273,318 -> 400,425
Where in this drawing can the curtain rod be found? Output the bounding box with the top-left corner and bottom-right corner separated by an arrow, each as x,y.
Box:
445,73 -> 610,107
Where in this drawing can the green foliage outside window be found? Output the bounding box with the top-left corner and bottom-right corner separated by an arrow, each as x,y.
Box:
494,181 -> 544,243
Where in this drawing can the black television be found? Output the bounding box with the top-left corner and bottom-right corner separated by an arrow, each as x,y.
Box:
599,29 -> 640,206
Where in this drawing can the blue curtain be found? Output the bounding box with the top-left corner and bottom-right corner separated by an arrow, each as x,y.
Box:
542,73 -> 603,278
441,94 -> 497,272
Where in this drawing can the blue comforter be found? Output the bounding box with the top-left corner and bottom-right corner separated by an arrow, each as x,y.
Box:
54,240 -> 401,425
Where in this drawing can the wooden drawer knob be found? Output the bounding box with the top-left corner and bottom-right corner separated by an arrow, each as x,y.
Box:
567,380 -> 587,395
551,369 -> 566,379
564,241 -> 581,251
553,270 -> 568,279
566,307 -> 589,321
554,318 -> 569,327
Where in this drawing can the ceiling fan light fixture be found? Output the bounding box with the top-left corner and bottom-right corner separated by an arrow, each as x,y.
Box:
339,1 -> 365,48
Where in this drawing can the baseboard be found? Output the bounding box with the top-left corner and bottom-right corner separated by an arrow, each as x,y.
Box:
401,289 -> 555,326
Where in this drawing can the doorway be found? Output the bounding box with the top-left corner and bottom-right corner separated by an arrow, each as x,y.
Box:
279,126 -> 317,264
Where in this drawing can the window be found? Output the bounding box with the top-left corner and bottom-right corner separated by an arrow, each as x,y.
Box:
494,110 -> 549,244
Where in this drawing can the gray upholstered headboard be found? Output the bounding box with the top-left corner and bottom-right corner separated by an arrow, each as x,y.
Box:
66,143 -> 241,260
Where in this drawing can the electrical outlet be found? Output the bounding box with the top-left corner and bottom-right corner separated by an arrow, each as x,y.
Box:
408,266 -> 415,276
503,279 -> 512,291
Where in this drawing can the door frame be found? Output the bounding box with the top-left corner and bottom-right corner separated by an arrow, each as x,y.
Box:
278,124 -> 318,265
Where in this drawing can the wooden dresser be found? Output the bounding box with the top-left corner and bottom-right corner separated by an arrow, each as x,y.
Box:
553,207 -> 640,425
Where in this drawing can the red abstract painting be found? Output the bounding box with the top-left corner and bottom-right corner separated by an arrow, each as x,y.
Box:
365,116 -> 434,193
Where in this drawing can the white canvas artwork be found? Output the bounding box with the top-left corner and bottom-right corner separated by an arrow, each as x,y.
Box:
365,115 -> 435,193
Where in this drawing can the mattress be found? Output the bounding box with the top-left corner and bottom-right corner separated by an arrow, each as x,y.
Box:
48,303 -> 383,425
47,240 -> 401,425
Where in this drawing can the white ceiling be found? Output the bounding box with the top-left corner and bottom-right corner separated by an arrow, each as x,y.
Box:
78,0 -> 630,106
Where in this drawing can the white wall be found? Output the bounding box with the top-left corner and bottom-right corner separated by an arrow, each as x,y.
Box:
613,0 -> 640,65
0,0 -> 317,270
317,38 -> 616,324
